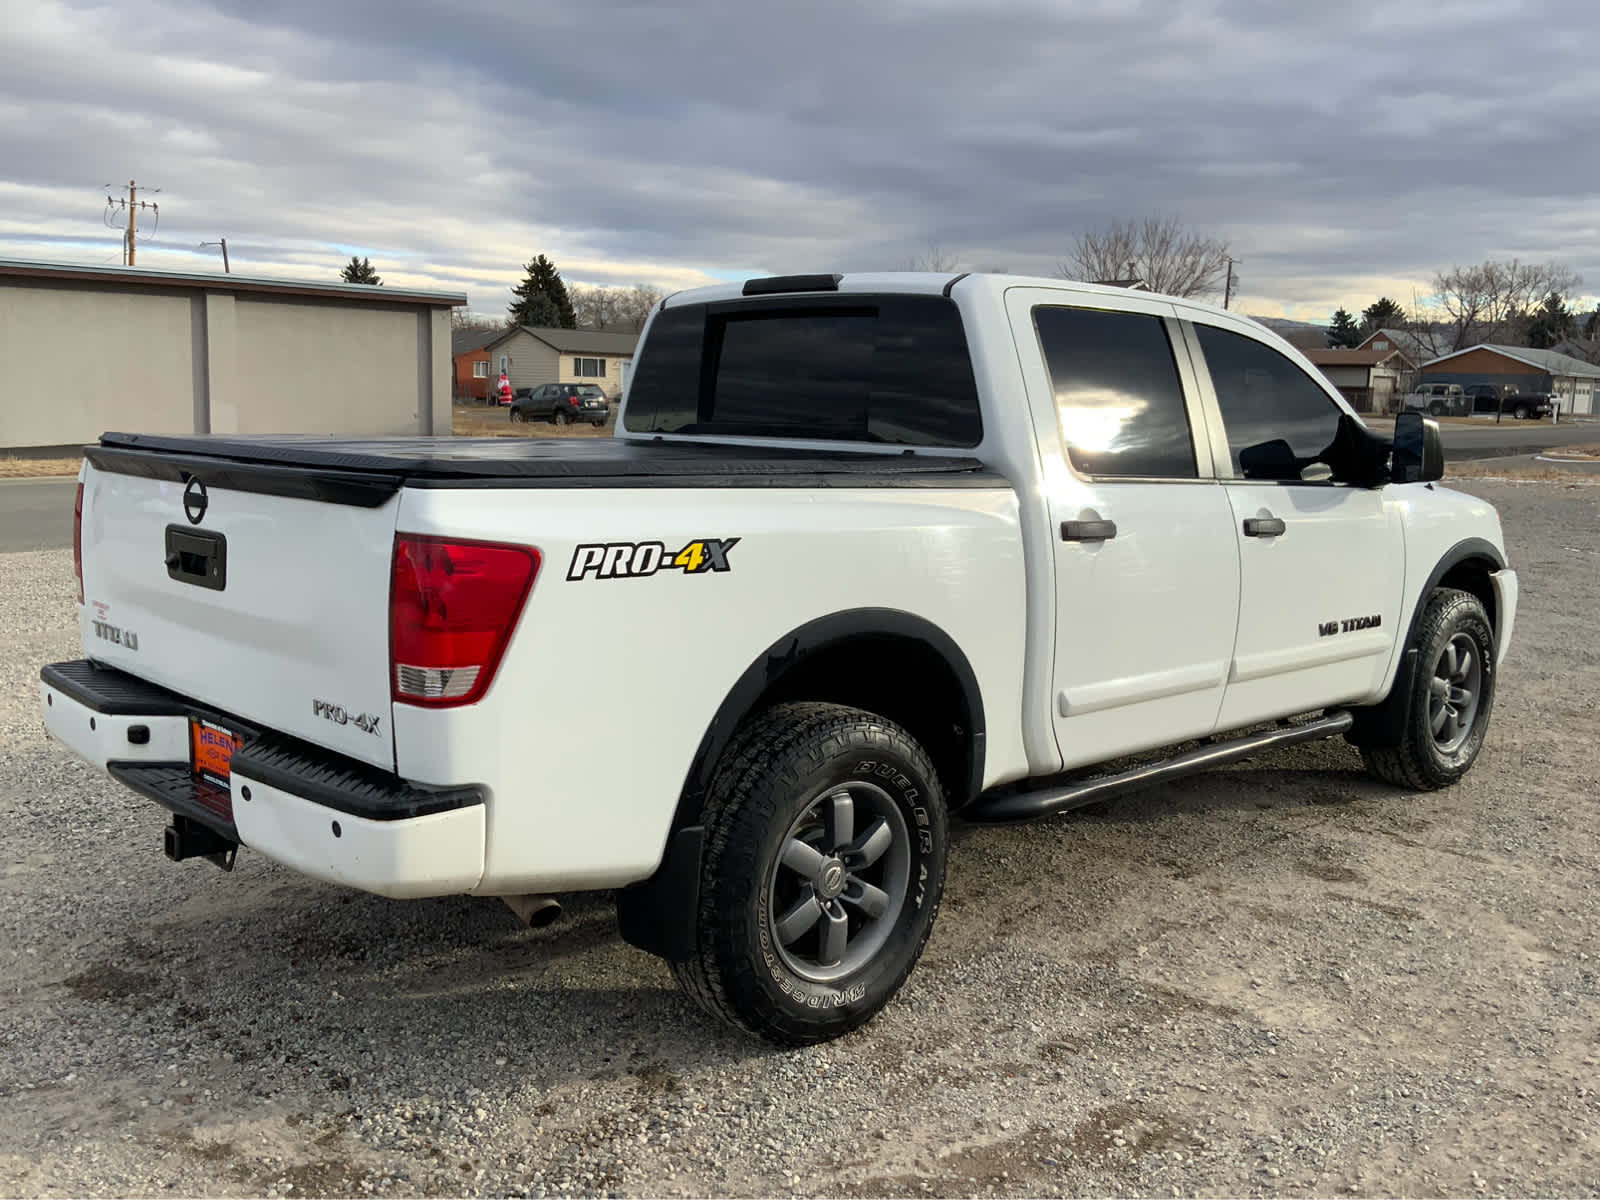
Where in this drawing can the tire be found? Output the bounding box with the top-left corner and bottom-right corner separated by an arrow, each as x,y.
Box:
509,409 -> 524,423
1513,404 -> 1529,420
1360,588 -> 1496,791
553,410 -> 568,426
592,420 -> 605,428
1428,401 -> 1444,416
669,702 -> 949,1045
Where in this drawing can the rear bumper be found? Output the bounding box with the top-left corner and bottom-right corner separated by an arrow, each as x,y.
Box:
39,660 -> 486,898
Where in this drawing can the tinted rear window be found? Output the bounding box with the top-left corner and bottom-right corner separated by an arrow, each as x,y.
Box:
622,295 -> 983,446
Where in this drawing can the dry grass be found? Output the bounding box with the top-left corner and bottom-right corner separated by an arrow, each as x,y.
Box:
1538,443 -> 1600,459
451,404 -> 614,439
1446,461 -> 1599,483
0,456 -> 82,478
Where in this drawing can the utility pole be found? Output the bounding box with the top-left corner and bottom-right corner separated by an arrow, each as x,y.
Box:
201,238 -> 230,272
103,180 -> 161,265
1223,257 -> 1238,310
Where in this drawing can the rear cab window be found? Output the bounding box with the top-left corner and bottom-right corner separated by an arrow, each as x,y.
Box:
622,295 -> 983,447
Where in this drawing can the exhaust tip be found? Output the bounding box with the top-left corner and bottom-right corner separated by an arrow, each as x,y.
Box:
502,893 -> 562,929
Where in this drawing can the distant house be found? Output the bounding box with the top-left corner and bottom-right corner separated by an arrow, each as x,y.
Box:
1419,344 -> 1600,416
1092,276 -> 1151,291
1355,327 -> 1432,362
1304,347 -> 1416,414
453,325 -> 641,403
452,326 -> 506,402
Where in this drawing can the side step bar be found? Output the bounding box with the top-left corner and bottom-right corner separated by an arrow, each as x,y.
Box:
965,710 -> 1354,823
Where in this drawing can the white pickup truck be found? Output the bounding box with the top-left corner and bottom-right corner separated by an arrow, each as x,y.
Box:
41,271 -> 1518,1045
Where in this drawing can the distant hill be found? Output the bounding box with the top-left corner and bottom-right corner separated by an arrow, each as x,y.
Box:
1246,314 -> 1329,350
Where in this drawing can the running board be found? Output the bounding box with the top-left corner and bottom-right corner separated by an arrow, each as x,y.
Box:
965,710 -> 1355,823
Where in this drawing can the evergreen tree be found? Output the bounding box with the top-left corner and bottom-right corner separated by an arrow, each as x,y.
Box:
1359,297 -> 1405,336
339,255 -> 382,285
1327,307 -> 1362,348
1525,291 -> 1575,349
509,254 -> 576,328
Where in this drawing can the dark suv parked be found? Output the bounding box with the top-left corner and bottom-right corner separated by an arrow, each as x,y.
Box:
509,383 -> 611,427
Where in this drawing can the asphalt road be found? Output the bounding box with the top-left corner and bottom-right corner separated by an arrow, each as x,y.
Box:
0,478 -> 75,553
1436,417 -> 1597,460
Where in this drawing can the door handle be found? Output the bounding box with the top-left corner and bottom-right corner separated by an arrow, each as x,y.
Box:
1061,519 -> 1117,542
1243,516 -> 1286,538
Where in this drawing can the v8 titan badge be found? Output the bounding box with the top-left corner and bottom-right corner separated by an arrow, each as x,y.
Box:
568,538 -> 739,581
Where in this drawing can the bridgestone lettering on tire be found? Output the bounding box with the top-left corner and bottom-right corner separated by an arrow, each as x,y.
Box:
1361,588 -> 1497,791
669,702 -> 949,1045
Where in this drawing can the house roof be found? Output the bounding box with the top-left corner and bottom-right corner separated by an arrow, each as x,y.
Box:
1303,347 -> 1413,367
1091,277 -> 1150,290
1421,343 -> 1600,378
517,326 -> 641,356
451,326 -> 505,356
1356,327 -> 1430,359
1,256 -> 466,307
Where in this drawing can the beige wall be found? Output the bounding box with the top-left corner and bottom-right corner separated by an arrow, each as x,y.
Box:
556,352 -> 629,396
2,274 -> 460,448
228,299 -> 422,435
0,283 -> 198,446
497,331 -> 560,393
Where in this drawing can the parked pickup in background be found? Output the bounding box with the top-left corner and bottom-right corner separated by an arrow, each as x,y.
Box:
1403,381 -> 1469,416
41,271 -> 1518,1045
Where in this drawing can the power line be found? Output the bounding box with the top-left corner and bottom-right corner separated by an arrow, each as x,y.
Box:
101,179 -> 161,265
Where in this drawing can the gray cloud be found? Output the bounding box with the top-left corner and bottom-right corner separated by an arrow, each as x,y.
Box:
2,0 -> 1596,320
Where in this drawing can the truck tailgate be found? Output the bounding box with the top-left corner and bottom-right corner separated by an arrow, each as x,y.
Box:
78,457 -> 399,770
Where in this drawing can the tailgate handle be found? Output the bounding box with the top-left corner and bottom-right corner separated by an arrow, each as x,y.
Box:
164,525 -> 228,591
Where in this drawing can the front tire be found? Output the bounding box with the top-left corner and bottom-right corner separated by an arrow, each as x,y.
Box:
553,410 -> 568,426
1361,588 -> 1496,791
670,702 -> 948,1045
1513,403 -> 1530,420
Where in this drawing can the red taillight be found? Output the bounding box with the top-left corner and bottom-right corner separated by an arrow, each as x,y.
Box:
389,535 -> 540,707
73,481 -> 84,604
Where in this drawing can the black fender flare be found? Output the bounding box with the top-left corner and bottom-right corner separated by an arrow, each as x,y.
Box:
1347,537 -> 1506,748
616,608 -> 986,961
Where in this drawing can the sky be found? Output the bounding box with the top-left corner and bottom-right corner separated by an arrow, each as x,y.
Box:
1,0 -> 1596,324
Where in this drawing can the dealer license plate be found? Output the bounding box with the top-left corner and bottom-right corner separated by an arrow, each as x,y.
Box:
191,719 -> 243,788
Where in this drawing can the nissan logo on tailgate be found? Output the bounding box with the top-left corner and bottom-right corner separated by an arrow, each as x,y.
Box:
182,476 -> 209,525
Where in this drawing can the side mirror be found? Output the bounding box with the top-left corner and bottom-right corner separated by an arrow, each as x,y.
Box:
1392,411 -> 1444,483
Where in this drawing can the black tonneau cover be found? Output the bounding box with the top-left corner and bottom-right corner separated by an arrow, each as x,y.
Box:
87,432 -> 1005,507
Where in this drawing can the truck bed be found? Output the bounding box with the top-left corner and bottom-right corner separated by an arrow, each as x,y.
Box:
88,432 -> 1006,499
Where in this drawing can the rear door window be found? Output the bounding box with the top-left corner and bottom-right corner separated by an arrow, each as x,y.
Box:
1033,305 -> 1197,479
623,295 -> 983,447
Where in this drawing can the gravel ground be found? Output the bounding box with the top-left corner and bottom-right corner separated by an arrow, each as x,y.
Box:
2,477 -> 1597,1199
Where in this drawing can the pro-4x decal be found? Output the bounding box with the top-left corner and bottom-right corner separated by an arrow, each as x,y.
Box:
567,538 -> 740,581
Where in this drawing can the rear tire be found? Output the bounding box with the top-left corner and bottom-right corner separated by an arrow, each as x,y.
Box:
553,411 -> 568,426
1361,588 -> 1496,791
669,702 -> 948,1046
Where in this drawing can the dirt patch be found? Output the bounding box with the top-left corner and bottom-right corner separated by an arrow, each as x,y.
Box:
59,963 -> 163,1006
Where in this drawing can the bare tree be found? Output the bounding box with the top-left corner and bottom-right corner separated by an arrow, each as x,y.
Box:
613,284 -> 665,332
567,283 -> 664,331
906,243 -> 961,272
1058,216 -> 1232,299
1427,258 -> 1582,352
569,284 -> 622,330
451,309 -> 509,332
